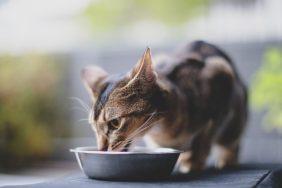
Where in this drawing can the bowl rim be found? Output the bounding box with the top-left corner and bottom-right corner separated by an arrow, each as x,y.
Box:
70,146 -> 182,155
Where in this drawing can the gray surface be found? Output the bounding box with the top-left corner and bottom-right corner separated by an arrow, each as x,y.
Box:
0,169 -> 269,188
257,169 -> 282,188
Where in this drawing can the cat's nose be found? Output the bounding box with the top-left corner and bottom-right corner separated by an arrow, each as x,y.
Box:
97,135 -> 109,151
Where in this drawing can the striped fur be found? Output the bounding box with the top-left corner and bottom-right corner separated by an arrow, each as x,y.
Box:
81,41 -> 248,172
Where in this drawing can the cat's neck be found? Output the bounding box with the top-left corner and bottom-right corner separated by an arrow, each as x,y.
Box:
147,77 -> 191,148
157,77 -> 188,127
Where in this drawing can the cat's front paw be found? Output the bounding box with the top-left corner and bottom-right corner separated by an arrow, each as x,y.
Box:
215,145 -> 238,169
178,152 -> 206,173
215,158 -> 237,170
179,161 -> 205,173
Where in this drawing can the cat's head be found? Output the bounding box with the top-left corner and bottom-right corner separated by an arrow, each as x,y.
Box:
81,48 -> 166,151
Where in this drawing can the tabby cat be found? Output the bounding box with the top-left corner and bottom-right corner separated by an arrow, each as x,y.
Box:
81,41 -> 248,172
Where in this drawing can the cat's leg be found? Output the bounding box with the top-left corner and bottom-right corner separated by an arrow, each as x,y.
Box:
178,121 -> 214,173
214,142 -> 239,169
214,79 -> 247,169
214,108 -> 246,169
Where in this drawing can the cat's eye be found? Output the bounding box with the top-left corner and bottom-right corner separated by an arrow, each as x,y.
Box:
108,118 -> 120,130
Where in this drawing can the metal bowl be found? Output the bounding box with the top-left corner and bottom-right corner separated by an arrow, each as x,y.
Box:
70,146 -> 182,180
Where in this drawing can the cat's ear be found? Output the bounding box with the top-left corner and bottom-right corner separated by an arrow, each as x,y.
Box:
128,47 -> 156,85
81,66 -> 108,100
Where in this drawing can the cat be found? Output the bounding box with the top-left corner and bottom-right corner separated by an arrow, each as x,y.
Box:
81,41 -> 248,173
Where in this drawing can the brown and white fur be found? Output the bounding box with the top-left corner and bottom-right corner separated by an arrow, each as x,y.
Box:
81,41 -> 248,173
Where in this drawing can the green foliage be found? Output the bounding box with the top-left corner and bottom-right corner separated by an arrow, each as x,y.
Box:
251,48 -> 282,132
83,0 -> 208,33
0,55 -> 70,168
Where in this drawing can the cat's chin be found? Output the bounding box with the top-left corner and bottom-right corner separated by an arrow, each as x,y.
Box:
121,148 -> 129,152
116,142 -> 131,152
110,147 -> 129,152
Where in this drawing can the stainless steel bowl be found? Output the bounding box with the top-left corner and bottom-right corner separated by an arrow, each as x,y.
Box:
70,146 -> 182,180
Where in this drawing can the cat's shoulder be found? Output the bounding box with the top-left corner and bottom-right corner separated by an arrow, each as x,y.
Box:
154,41 -> 235,79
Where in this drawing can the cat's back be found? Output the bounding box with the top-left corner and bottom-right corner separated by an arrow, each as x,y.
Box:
154,40 -> 238,81
154,41 -> 246,122
154,41 -> 248,92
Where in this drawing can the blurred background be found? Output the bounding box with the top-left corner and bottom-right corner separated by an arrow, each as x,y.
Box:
0,0 -> 281,186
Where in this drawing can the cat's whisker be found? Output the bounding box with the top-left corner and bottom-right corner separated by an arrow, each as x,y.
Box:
77,118 -> 90,123
115,112 -> 159,150
70,107 -> 89,113
120,118 -> 162,150
126,111 -> 157,140
125,120 -> 155,143
120,140 -> 133,150
125,118 -> 160,143
143,111 -> 166,116
111,140 -> 124,151
113,139 -> 133,151
114,138 -> 134,151
69,97 -> 91,113
116,120 -> 160,151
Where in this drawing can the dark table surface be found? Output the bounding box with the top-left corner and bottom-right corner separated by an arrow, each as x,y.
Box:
2,164 -> 282,188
